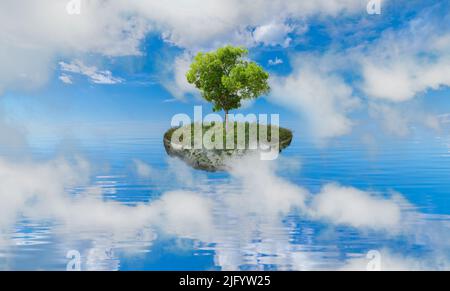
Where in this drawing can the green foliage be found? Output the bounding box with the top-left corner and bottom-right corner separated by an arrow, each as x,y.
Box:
186,45 -> 270,114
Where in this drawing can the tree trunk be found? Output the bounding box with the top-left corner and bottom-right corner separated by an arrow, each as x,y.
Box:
225,110 -> 229,131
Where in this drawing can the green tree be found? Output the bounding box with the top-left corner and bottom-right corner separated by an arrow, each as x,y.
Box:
186,45 -> 270,126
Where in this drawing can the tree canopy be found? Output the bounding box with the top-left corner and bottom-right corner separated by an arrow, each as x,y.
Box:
186,45 -> 270,116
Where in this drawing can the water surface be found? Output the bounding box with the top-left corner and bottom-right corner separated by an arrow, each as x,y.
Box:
0,130 -> 449,271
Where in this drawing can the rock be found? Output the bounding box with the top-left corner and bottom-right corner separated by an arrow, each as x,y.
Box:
163,124 -> 293,172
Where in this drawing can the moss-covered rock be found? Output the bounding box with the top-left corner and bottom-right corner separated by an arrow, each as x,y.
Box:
163,122 -> 293,172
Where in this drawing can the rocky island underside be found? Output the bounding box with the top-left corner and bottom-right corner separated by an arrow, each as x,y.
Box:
164,122 -> 293,172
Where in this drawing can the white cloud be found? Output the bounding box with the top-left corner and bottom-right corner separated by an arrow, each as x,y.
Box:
0,0 -> 148,92
59,60 -> 123,84
0,156 -> 91,231
360,16 -> 450,102
0,156 -> 214,248
266,6 -> 450,139
226,154 -> 308,217
310,184 -> 402,230
226,155 -> 406,232
58,74 -> 73,84
0,0 -> 367,95
151,191 -> 215,240
268,57 -> 283,66
253,21 -> 294,47
361,56 -> 450,102
161,53 -> 198,100
129,0 -> 364,50
7,0 -> 447,127
270,55 -> 360,139
225,154 -> 406,232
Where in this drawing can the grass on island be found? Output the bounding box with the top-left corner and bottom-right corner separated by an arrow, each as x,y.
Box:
164,122 -> 293,150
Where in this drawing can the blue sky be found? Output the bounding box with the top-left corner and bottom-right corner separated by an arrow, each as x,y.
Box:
0,0 -> 449,141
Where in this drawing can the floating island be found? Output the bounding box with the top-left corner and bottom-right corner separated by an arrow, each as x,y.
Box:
163,122 -> 293,172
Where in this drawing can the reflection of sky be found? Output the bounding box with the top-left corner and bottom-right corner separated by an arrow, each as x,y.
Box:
1,126 -> 449,271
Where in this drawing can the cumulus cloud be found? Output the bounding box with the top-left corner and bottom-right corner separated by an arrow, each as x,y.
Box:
59,60 -> 123,84
150,191 -> 214,240
144,0 -> 362,100
129,0 -> 364,50
59,74 -> 73,84
265,4 -> 450,139
152,153 -> 400,235
361,50 -> 450,103
226,155 -> 308,217
0,0 -> 148,92
226,154 -> 408,232
0,156 -> 90,231
0,156 -> 214,249
0,0 -> 368,95
270,55 -> 360,139
359,10 -> 450,102
310,184 -> 402,230
253,21 -> 294,47
160,53 -> 198,100
147,154 -> 401,237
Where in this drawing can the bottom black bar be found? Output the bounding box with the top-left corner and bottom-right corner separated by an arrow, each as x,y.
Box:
0,270 -> 438,289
